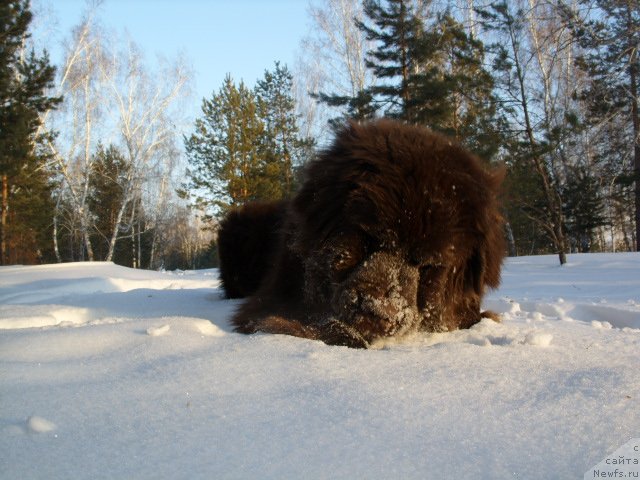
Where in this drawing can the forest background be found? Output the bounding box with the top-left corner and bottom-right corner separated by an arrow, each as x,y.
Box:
1,0 -> 638,270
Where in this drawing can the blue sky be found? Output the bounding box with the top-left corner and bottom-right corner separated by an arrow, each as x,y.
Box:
34,0 -> 312,117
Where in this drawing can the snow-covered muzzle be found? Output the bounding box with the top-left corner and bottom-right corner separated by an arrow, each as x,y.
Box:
331,251 -> 420,343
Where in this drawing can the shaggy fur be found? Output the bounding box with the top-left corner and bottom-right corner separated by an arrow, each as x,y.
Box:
217,200 -> 288,299
218,119 -> 506,348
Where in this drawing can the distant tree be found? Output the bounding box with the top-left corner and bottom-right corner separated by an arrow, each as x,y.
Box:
297,0 -> 374,139
184,67 -> 308,221
255,62 -> 312,197
478,1 -> 572,264
88,143 -> 127,260
412,12 -> 500,160
355,0 -> 426,119
151,204 -> 216,270
183,75 -> 266,218
41,11 -> 189,266
0,0 -> 61,264
562,167 -> 607,252
101,40 -> 188,264
2,140 -> 57,264
501,156 -> 550,256
311,0 -> 422,123
45,14 -> 104,262
562,0 -> 640,250
313,2 -> 499,159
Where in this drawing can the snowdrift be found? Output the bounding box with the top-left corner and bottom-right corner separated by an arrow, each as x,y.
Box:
1,254 -> 639,479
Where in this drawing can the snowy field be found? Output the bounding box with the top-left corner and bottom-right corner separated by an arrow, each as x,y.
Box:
1,253 -> 639,479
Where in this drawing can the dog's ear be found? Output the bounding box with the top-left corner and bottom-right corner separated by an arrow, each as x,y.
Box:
467,167 -> 506,294
483,167 -> 507,289
466,214 -> 505,295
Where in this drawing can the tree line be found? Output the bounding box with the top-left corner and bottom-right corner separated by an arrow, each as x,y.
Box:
0,0 -> 209,269
1,0 -> 638,269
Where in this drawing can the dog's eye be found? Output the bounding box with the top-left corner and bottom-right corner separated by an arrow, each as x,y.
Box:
332,248 -> 362,273
330,237 -> 368,279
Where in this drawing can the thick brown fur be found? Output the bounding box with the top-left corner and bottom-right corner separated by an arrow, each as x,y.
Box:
218,119 -> 506,348
217,200 -> 288,299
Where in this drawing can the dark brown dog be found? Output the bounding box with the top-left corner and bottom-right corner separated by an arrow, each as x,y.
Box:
218,119 -> 505,348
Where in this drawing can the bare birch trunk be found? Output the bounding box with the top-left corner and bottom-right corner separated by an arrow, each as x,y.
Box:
52,205 -> 62,263
105,190 -> 130,263
510,11 -> 568,264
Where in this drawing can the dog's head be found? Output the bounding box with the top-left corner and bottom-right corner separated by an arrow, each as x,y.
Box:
291,120 -> 505,344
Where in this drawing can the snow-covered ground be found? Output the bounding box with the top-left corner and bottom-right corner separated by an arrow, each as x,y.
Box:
1,254 -> 639,479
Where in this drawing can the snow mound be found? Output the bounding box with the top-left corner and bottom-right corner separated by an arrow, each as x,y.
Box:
524,331 -> 553,347
145,319 -> 224,338
147,324 -> 171,336
192,318 -> 225,337
26,416 -> 56,434
0,262 -> 223,330
0,304 -> 92,329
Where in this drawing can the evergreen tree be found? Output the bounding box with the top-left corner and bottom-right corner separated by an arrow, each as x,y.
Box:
312,0 -> 423,123
0,0 -> 61,264
313,89 -> 377,127
184,66 -> 310,222
3,138 -> 56,263
501,155 -> 550,256
357,0 -> 425,119
255,62 -> 312,198
314,2 -> 499,159
478,1 -> 571,264
88,144 -> 128,261
183,75 -> 271,218
562,167 -> 607,252
412,13 -> 500,159
562,0 -> 640,250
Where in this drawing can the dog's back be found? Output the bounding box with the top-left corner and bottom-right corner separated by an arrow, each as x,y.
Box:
217,200 -> 288,299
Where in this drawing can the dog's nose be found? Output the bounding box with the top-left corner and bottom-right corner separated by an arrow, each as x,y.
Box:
332,251 -> 422,341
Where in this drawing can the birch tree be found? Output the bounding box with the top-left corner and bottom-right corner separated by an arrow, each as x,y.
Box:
297,0 -> 374,138
99,39 -> 188,262
43,14 -> 105,261
43,11 -> 189,265
478,0 -> 575,264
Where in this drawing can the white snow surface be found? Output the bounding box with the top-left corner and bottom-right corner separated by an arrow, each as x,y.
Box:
1,254 -> 639,479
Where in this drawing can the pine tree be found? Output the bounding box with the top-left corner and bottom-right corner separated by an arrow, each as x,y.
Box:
357,0 -> 425,119
183,75 -> 269,218
0,0 -> 61,264
501,153 -> 549,256
3,138 -> 56,263
87,144 -> 153,268
314,2 -> 499,160
562,0 -> 640,250
88,144 -> 128,261
311,0 -> 423,123
255,62 -> 313,197
412,13 -> 500,159
562,167 -> 607,252
184,66 -> 311,221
